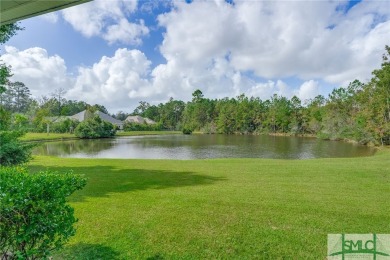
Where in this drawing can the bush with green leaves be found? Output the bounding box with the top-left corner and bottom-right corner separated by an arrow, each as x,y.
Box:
182,128 -> 193,135
50,118 -> 79,133
123,121 -> 162,131
74,115 -> 116,139
0,167 -> 86,259
0,130 -> 34,166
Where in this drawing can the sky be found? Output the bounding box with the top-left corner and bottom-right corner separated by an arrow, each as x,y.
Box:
1,0 -> 390,113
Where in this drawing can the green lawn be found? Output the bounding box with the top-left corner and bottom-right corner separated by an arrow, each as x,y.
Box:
21,131 -> 180,142
116,131 -> 181,137
27,149 -> 390,259
20,132 -> 77,141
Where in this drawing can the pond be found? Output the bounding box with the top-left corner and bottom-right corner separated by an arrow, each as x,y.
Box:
33,134 -> 376,159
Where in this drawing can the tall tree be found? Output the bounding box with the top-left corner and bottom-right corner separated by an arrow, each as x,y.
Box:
133,101 -> 151,115
0,23 -> 33,165
91,104 -> 109,114
8,81 -> 31,113
51,88 -> 67,117
192,89 -> 204,103
290,96 -> 303,133
0,23 -> 23,93
361,46 -> 390,145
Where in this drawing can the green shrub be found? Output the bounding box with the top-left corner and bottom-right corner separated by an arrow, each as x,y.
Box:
0,167 -> 86,259
123,122 -> 162,131
0,130 -> 34,166
74,115 -> 115,139
0,107 -> 11,131
50,119 -> 79,133
182,128 -> 193,135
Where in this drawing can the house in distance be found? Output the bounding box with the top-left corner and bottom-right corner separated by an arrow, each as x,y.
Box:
72,110 -> 124,130
46,110 -> 124,130
125,116 -> 157,125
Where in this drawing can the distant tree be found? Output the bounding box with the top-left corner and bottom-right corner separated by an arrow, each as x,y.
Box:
51,88 -> 67,117
303,95 -> 325,134
5,81 -> 32,113
0,82 -> 13,110
216,98 -> 237,134
142,105 -> 160,122
114,111 -> 128,121
91,104 -> 109,114
265,94 -> 292,133
182,91 -> 215,132
0,65 -> 11,94
290,95 -> 303,134
61,100 -> 87,116
133,101 -> 150,115
192,89 -> 204,103
159,98 -> 185,130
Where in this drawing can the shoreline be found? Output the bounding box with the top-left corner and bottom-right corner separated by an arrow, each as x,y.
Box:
20,131 -> 181,143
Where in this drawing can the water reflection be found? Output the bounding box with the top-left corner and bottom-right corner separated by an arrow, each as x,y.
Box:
33,139 -> 115,157
33,135 -> 376,159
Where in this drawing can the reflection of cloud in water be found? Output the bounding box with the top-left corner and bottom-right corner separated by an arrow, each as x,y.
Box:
33,135 -> 376,160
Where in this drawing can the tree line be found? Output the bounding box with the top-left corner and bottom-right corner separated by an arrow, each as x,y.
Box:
132,47 -> 390,145
0,82 -> 111,133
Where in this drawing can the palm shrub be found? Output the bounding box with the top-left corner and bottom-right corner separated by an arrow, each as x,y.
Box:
0,167 -> 86,259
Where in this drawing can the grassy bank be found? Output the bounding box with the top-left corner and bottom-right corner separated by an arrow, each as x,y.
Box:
27,149 -> 390,259
20,131 -> 181,142
20,133 -> 77,142
116,131 -> 181,137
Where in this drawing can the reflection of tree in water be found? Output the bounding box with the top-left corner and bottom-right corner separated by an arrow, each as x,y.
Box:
34,139 -> 115,156
33,136 -> 376,159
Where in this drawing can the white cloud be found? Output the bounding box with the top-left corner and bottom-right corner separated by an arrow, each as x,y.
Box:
248,80 -> 292,100
295,80 -> 320,102
67,48 -> 152,111
0,46 -> 324,112
39,12 -> 59,23
61,0 -> 148,45
156,0 -> 390,86
103,19 -> 149,45
1,46 -> 73,97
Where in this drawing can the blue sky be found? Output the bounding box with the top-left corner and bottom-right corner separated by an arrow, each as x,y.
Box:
1,0 -> 389,113
6,1 -> 169,70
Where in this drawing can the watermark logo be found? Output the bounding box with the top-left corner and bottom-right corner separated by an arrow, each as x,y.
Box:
328,234 -> 390,259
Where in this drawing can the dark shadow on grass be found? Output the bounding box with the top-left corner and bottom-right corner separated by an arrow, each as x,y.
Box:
146,254 -> 164,260
29,165 -> 226,202
53,243 -> 121,260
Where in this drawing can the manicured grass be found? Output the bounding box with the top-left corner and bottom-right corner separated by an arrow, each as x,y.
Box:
27,149 -> 390,259
21,131 -> 181,142
20,133 -> 77,141
116,131 -> 181,136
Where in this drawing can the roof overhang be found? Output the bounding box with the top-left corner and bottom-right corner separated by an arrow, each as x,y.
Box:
0,0 -> 92,25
